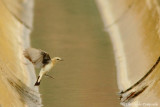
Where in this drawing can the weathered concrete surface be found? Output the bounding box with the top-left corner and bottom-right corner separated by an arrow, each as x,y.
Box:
0,0 -> 41,106
97,0 -> 160,106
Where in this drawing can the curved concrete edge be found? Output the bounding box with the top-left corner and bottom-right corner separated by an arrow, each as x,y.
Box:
0,0 -> 41,106
95,0 -> 131,91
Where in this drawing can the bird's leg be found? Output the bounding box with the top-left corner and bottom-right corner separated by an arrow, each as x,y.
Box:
44,74 -> 54,79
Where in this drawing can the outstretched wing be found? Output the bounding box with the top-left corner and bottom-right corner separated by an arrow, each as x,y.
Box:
24,48 -> 51,68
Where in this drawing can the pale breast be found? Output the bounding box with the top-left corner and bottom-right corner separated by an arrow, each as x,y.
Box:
43,62 -> 53,72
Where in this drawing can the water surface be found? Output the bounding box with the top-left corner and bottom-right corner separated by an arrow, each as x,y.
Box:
31,0 -> 120,107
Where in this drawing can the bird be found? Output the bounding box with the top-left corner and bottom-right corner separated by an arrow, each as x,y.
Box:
23,48 -> 63,86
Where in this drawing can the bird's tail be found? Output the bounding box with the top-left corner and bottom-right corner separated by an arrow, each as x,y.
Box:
34,76 -> 41,86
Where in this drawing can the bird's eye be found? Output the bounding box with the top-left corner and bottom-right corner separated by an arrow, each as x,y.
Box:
57,59 -> 60,60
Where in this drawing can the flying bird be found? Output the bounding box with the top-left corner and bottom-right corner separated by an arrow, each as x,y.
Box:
24,48 -> 63,86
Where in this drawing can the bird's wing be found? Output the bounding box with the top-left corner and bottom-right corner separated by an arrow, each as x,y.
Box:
24,48 -> 51,68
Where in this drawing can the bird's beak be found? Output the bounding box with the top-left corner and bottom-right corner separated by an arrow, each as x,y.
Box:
60,59 -> 64,61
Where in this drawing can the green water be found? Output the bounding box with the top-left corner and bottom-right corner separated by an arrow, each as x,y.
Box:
31,0 -> 120,107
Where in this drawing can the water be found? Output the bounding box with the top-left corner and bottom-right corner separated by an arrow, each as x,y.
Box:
31,0 -> 120,107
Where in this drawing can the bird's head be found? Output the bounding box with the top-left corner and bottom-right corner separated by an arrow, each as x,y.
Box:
51,57 -> 63,63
